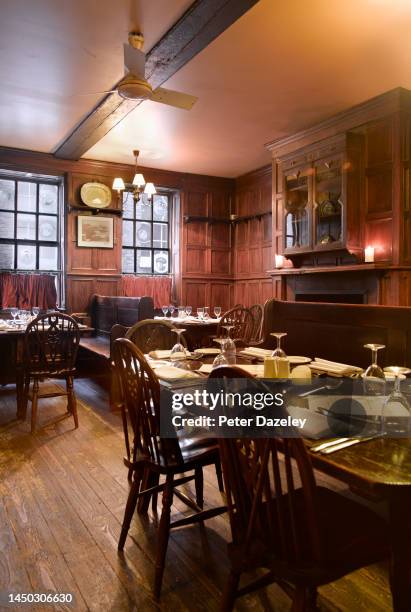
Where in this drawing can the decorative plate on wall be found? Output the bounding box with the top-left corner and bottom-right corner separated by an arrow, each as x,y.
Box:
80,182 -> 112,208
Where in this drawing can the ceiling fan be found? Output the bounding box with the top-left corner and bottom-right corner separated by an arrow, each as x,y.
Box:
87,32 -> 198,111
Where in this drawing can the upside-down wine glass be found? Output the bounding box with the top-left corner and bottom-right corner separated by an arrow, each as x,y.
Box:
382,368 -> 411,436
212,338 -> 229,369
170,328 -> 187,366
222,324 -> 236,364
363,343 -> 386,396
271,332 -> 287,358
185,306 -> 192,317
10,307 -> 19,326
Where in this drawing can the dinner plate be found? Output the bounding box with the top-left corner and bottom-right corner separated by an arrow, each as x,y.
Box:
289,356 -> 312,365
194,348 -> 220,355
80,182 -> 112,208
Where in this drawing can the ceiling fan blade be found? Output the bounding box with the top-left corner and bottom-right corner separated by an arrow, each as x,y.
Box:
123,43 -> 146,77
151,87 -> 197,110
70,90 -> 118,97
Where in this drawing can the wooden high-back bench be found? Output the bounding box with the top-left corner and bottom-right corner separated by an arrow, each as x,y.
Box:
262,299 -> 411,369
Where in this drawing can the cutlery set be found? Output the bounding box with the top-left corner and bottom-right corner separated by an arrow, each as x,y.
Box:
310,434 -> 382,454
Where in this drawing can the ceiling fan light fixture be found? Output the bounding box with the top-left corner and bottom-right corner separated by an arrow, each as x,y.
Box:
117,76 -> 153,101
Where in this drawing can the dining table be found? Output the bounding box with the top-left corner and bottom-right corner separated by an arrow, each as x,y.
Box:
0,320 -> 93,420
150,348 -> 411,612
154,315 -> 220,350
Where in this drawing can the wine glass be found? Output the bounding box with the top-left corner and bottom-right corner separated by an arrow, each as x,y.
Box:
169,305 -> 175,318
203,306 -> 210,319
162,305 -> 169,317
214,306 -> 222,318
363,343 -> 386,396
197,307 -> 204,320
212,338 -> 229,369
382,369 -> 411,436
10,307 -> 19,326
271,332 -> 287,358
170,328 -> 187,365
222,324 -> 236,364
185,306 -> 192,317
32,306 -> 40,318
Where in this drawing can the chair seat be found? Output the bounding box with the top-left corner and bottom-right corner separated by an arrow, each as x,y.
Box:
228,486 -> 389,585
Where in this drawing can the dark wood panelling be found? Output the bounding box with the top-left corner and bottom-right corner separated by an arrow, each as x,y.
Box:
0,146 -> 235,313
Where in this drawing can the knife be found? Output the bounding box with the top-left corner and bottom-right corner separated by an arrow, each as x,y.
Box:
320,434 -> 382,454
310,437 -> 351,453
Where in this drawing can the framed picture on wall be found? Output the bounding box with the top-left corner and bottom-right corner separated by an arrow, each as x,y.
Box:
77,215 -> 114,248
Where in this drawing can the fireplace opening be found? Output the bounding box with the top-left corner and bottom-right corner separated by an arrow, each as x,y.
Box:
295,291 -> 366,304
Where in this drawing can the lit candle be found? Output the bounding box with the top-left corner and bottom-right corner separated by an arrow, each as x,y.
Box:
364,246 -> 375,263
275,254 -> 284,269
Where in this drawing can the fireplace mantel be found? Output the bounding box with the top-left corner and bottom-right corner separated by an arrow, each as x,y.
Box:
267,263 -> 409,276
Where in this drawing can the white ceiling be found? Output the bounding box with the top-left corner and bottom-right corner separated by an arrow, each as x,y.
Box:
2,0 -> 411,177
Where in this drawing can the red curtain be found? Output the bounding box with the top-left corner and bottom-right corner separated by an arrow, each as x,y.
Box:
120,276 -> 172,308
0,273 -> 57,309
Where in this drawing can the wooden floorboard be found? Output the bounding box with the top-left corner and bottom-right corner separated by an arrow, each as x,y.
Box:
0,378 -> 393,611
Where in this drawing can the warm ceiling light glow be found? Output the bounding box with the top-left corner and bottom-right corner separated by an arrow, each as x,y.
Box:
112,177 -> 125,192
132,173 -> 145,187
144,182 -> 156,196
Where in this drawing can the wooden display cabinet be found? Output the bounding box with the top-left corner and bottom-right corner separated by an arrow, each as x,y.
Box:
281,132 -> 363,259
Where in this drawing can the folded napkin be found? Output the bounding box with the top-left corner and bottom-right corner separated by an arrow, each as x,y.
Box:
148,349 -> 190,360
240,347 -> 272,359
155,365 -> 200,381
199,363 -> 264,377
309,357 -> 363,377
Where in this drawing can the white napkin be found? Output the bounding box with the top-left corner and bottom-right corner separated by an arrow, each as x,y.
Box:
240,347 -> 272,359
155,365 -> 200,381
199,363 -> 264,377
309,358 -> 363,376
148,349 -> 190,360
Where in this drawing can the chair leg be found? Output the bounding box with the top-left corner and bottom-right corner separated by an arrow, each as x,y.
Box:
194,466 -> 204,509
215,457 -> 224,492
154,474 -> 174,599
118,469 -> 142,551
291,586 -> 317,612
23,376 -> 30,415
220,570 -> 240,612
30,379 -> 39,434
151,473 -> 160,513
138,469 -> 158,514
66,376 -> 79,429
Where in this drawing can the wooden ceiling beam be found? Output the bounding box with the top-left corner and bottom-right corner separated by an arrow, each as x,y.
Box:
53,0 -> 259,160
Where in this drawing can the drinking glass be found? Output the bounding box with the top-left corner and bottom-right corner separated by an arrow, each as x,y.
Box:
203,306 -> 210,320
212,338 -> 229,369
162,305 -> 169,317
271,332 -> 287,358
214,306 -> 222,318
170,328 -> 187,364
363,343 -> 386,396
32,306 -> 40,318
197,307 -> 204,320
169,305 -> 175,318
185,306 -> 192,317
222,324 -> 236,364
382,369 -> 411,436
10,307 -> 19,325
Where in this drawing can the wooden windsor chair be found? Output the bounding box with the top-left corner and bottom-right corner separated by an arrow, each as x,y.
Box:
249,303 -> 264,344
113,337 -> 227,598
217,306 -> 255,347
23,312 -> 80,433
125,318 -> 188,352
218,435 -> 390,610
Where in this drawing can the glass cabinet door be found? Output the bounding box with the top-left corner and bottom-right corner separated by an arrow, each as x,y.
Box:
284,167 -> 311,250
314,158 -> 343,247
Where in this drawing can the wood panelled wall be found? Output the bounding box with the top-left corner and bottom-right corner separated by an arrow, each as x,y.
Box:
232,165 -> 278,306
0,147 -> 234,313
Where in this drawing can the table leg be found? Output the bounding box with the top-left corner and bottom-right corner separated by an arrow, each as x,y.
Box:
16,368 -> 26,420
389,491 -> 411,611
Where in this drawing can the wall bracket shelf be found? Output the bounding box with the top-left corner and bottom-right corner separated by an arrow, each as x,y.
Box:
68,204 -> 123,216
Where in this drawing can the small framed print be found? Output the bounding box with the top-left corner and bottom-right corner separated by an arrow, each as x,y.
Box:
77,215 -> 114,248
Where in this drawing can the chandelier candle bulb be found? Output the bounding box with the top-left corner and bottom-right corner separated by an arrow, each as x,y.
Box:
364,245 -> 375,263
